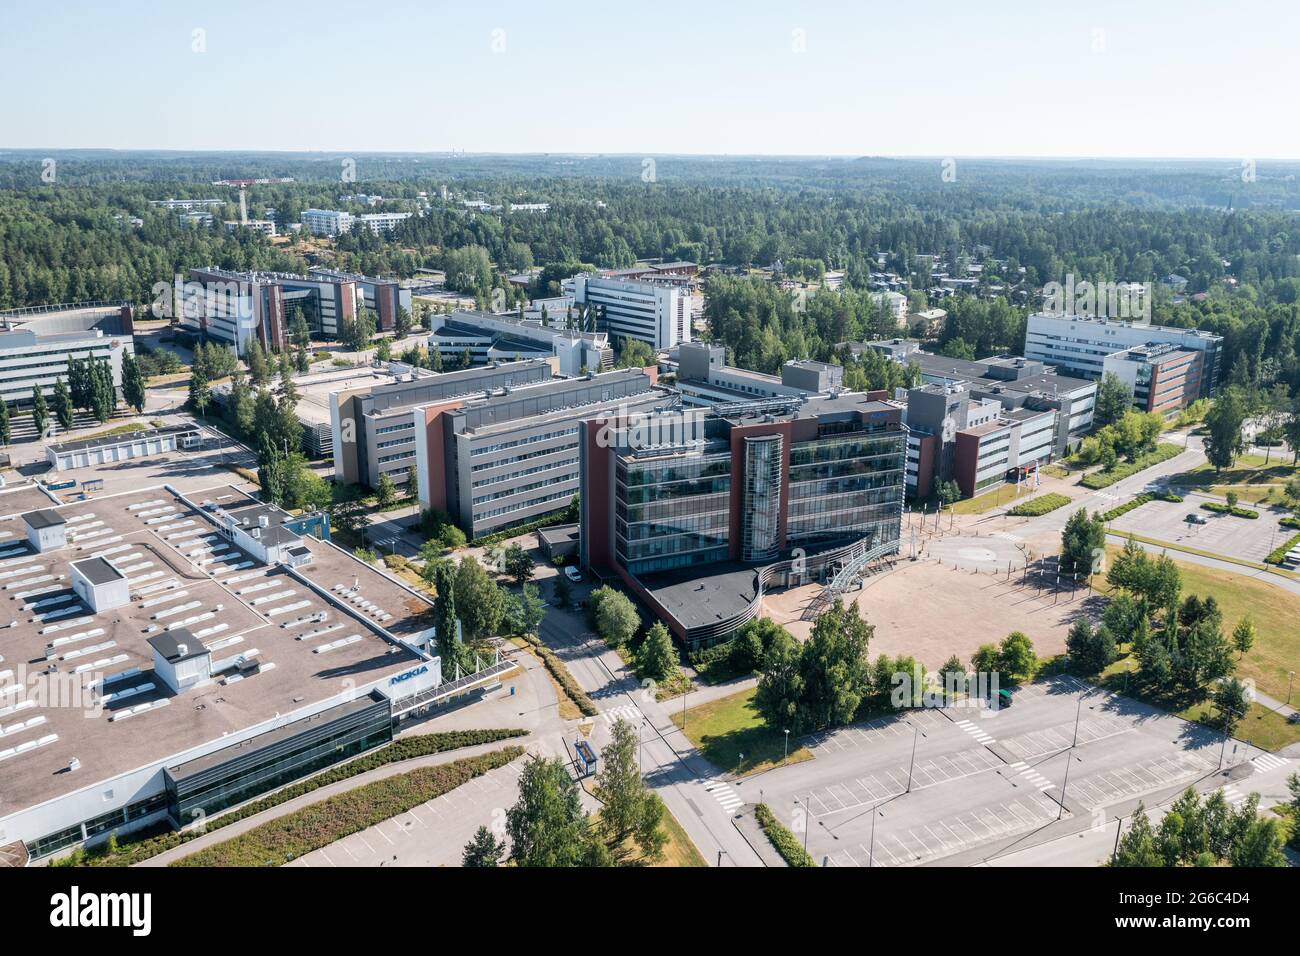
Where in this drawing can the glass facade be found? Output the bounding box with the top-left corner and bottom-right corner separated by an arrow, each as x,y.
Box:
742,435 -> 783,562
615,447 -> 732,574
786,425 -> 905,548
164,694 -> 392,827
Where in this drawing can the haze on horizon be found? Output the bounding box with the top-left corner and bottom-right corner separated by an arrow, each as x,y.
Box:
2,0 -> 1298,160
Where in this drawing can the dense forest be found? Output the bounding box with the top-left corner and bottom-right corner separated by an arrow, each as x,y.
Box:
2,151 -> 1299,395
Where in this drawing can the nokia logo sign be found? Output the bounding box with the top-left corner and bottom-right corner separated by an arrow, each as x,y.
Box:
389,665 -> 429,686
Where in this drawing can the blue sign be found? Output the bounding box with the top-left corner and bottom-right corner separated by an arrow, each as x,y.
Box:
389,664 -> 429,687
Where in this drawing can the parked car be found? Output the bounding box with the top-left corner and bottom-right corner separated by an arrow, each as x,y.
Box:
564,565 -> 583,583
1186,513 -> 1208,525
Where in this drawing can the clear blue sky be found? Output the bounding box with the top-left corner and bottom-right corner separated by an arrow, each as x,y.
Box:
2,0 -> 1297,158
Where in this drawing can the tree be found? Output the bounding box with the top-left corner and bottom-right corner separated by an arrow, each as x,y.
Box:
592,586 -> 639,647
1203,387 -> 1248,473
375,472 -> 397,508
1060,507 -> 1105,578
461,825 -> 505,867
616,338 -> 656,369
0,398 -> 9,445
1094,371 -> 1133,427
246,338 -> 271,386
552,572 -> 573,608
507,757 -> 605,868
1113,804 -> 1163,866
53,377 -> 74,431
1213,677 -> 1249,734
1065,618 -> 1117,675
405,465 -> 419,499
30,384 -> 48,436
188,364 -> 211,418
793,599 -> 874,733
595,718 -> 666,862
432,562 -> 460,664
121,351 -> 146,413
937,480 -> 961,506
1231,616 -> 1255,658
453,556 -> 505,641
228,366 -> 255,435
753,625 -> 803,732
1229,817 -> 1287,867
636,622 -> 677,683
997,631 -> 1037,682
502,543 -> 534,586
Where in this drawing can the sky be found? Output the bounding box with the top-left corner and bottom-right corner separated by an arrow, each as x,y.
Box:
2,0 -> 1298,159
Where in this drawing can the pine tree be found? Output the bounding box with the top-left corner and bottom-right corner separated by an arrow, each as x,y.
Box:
246,338 -> 270,385
188,363 -> 211,418
0,398 -> 10,445
461,826 -> 505,867
121,351 -> 146,413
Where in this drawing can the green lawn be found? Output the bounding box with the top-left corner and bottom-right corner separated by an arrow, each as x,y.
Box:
950,483 -> 1038,515
1172,455 -> 1299,507
672,688 -> 812,776
1006,492 -> 1072,517
1099,545 -> 1300,707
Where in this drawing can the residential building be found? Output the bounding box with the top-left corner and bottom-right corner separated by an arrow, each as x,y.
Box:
0,302 -> 136,407
300,208 -> 353,236
1023,312 -> 1222,398
871,291 -> 909,326
566,274 -> 692,350
579,394 -> 906,647
357,211 -> 412,235
224,219 -> 277,237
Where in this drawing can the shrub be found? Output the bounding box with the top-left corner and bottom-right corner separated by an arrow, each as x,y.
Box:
1200,501 -> 1259,519
754,803 -> 816,867
1080,444 -> 1182,489
519,632 -> 599,716
1265,532 -> 1300,566
1006,492 -> 1071,517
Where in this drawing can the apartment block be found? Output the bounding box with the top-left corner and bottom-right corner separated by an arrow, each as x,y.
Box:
0,302 -> 136,407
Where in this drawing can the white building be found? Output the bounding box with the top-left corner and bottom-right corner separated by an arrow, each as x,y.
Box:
871,291 -> 909,326
301,208 -> 354,236
0,303 -> 136,408
566,274 -> 691,350
1022,312 -> 1223,396
358,212 -> 412,235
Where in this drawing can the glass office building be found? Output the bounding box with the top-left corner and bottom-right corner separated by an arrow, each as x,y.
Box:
163,693 -> 393,827
786,422 -> 906,549
615,445 -> 732,575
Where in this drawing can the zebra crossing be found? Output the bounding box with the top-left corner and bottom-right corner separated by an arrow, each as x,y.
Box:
600,704 -> 642,727
1221,784 -> 1248,809
954,718 -> 995,746
1007,760 -> 1055,791
703,778 -> 744,814
1251,752 -> 1287,775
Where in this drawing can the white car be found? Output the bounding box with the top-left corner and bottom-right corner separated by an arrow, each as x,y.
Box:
564,566 -> 583,583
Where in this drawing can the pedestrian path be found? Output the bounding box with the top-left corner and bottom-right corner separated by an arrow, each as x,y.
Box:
601,703 -> 642,727
955,718 -> 995,746
1221,784 -> 1249,809
1251,752 -> 1287,774
1007,760 -> 1055,792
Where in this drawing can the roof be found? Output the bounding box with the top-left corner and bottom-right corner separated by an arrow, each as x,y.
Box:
70,556 -> 125,586
22,509 -> 65,529
536,523 -> 579,547
49,424 -> 199,455
147,628 -> 209,664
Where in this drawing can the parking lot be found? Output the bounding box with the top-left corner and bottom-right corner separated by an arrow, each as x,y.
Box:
1108,491 -> 1293,563
748,675 -> 1246,867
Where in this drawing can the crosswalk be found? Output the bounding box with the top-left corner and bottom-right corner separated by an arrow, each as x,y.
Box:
1007,760 -> 1056,791
703,778 -> 744,814
955,718 -> 995,746
1221,784 -> 1248,809
1251,753 -> 1287,775
601,704 -> 642,727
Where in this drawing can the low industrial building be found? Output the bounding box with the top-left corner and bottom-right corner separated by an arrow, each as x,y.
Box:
0,483 -> 509,861
47,424 -> 202,472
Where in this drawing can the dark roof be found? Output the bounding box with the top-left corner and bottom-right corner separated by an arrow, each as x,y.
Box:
147,628 -> 208,664
22,509 -> 65,529
71,556 -> 125,586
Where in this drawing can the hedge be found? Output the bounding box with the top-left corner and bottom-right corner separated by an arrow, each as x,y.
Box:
754,803 -> 816,867
173,746 -> 525,866
1200,501 -> 1260,519
470,506 -> 576,549
1099,490 -> 1183,522
520,633 -> 599,716
1265,532 -> 1300,566
57,729 -> 527,867
1080,444 -> 1183,489
1005,493 -> 1071,517
1279,516 -> 1300,530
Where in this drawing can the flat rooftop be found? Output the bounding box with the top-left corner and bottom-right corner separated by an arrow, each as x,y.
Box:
0,484 -> 431,816
48,424 -> 200,455
287,367 -> 401,428
0,485 -> 61,519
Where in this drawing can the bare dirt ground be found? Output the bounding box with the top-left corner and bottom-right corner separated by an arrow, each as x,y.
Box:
763,558 -> 1097,667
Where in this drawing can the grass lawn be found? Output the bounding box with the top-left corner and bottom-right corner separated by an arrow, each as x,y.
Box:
1172,455 -> 1299,506
653,807 -> 707,867
66,421 -> 149,442
672,688 -> 812,776
1099,545 -> 1299,703
950,483 -> 1037,515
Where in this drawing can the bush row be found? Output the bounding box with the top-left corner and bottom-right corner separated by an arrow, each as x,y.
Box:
174,746 -> 525,866
1200,501 -> 1259,519
754,803 -> 816,867
1265,532 -> 1300,566
1099,490 -> 1183,522
59,729 -> 527,867
1080,444 -> 1182,489
1278,516 -> 1300,530
519,633 -> 600,716
1005,492 -> 1072,517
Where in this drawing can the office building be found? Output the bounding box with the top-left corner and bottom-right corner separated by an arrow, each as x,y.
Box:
0,484 -> 510,861
308,267 -> 411,333
671,341 -> 843,406
1101,343 -> 1206,416
0,303 -> 136,408
567,274 -> 692,350
427,309 -> 611,376
1023,312 -> 1222,398
579,394 -> 906,647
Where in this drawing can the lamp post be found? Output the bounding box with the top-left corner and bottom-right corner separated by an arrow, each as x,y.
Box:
905,721 -> 927,793
1288,671 -> 1295,706
1058,753 -> 1079,820
869,808 -> 884,867
784,729 -> 790,760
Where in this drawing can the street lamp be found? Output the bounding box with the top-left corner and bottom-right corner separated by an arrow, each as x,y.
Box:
869,808 -> 884,868
1058,753 -> 1081,820
783,729 -> 790,760
905,721 -> 927,793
